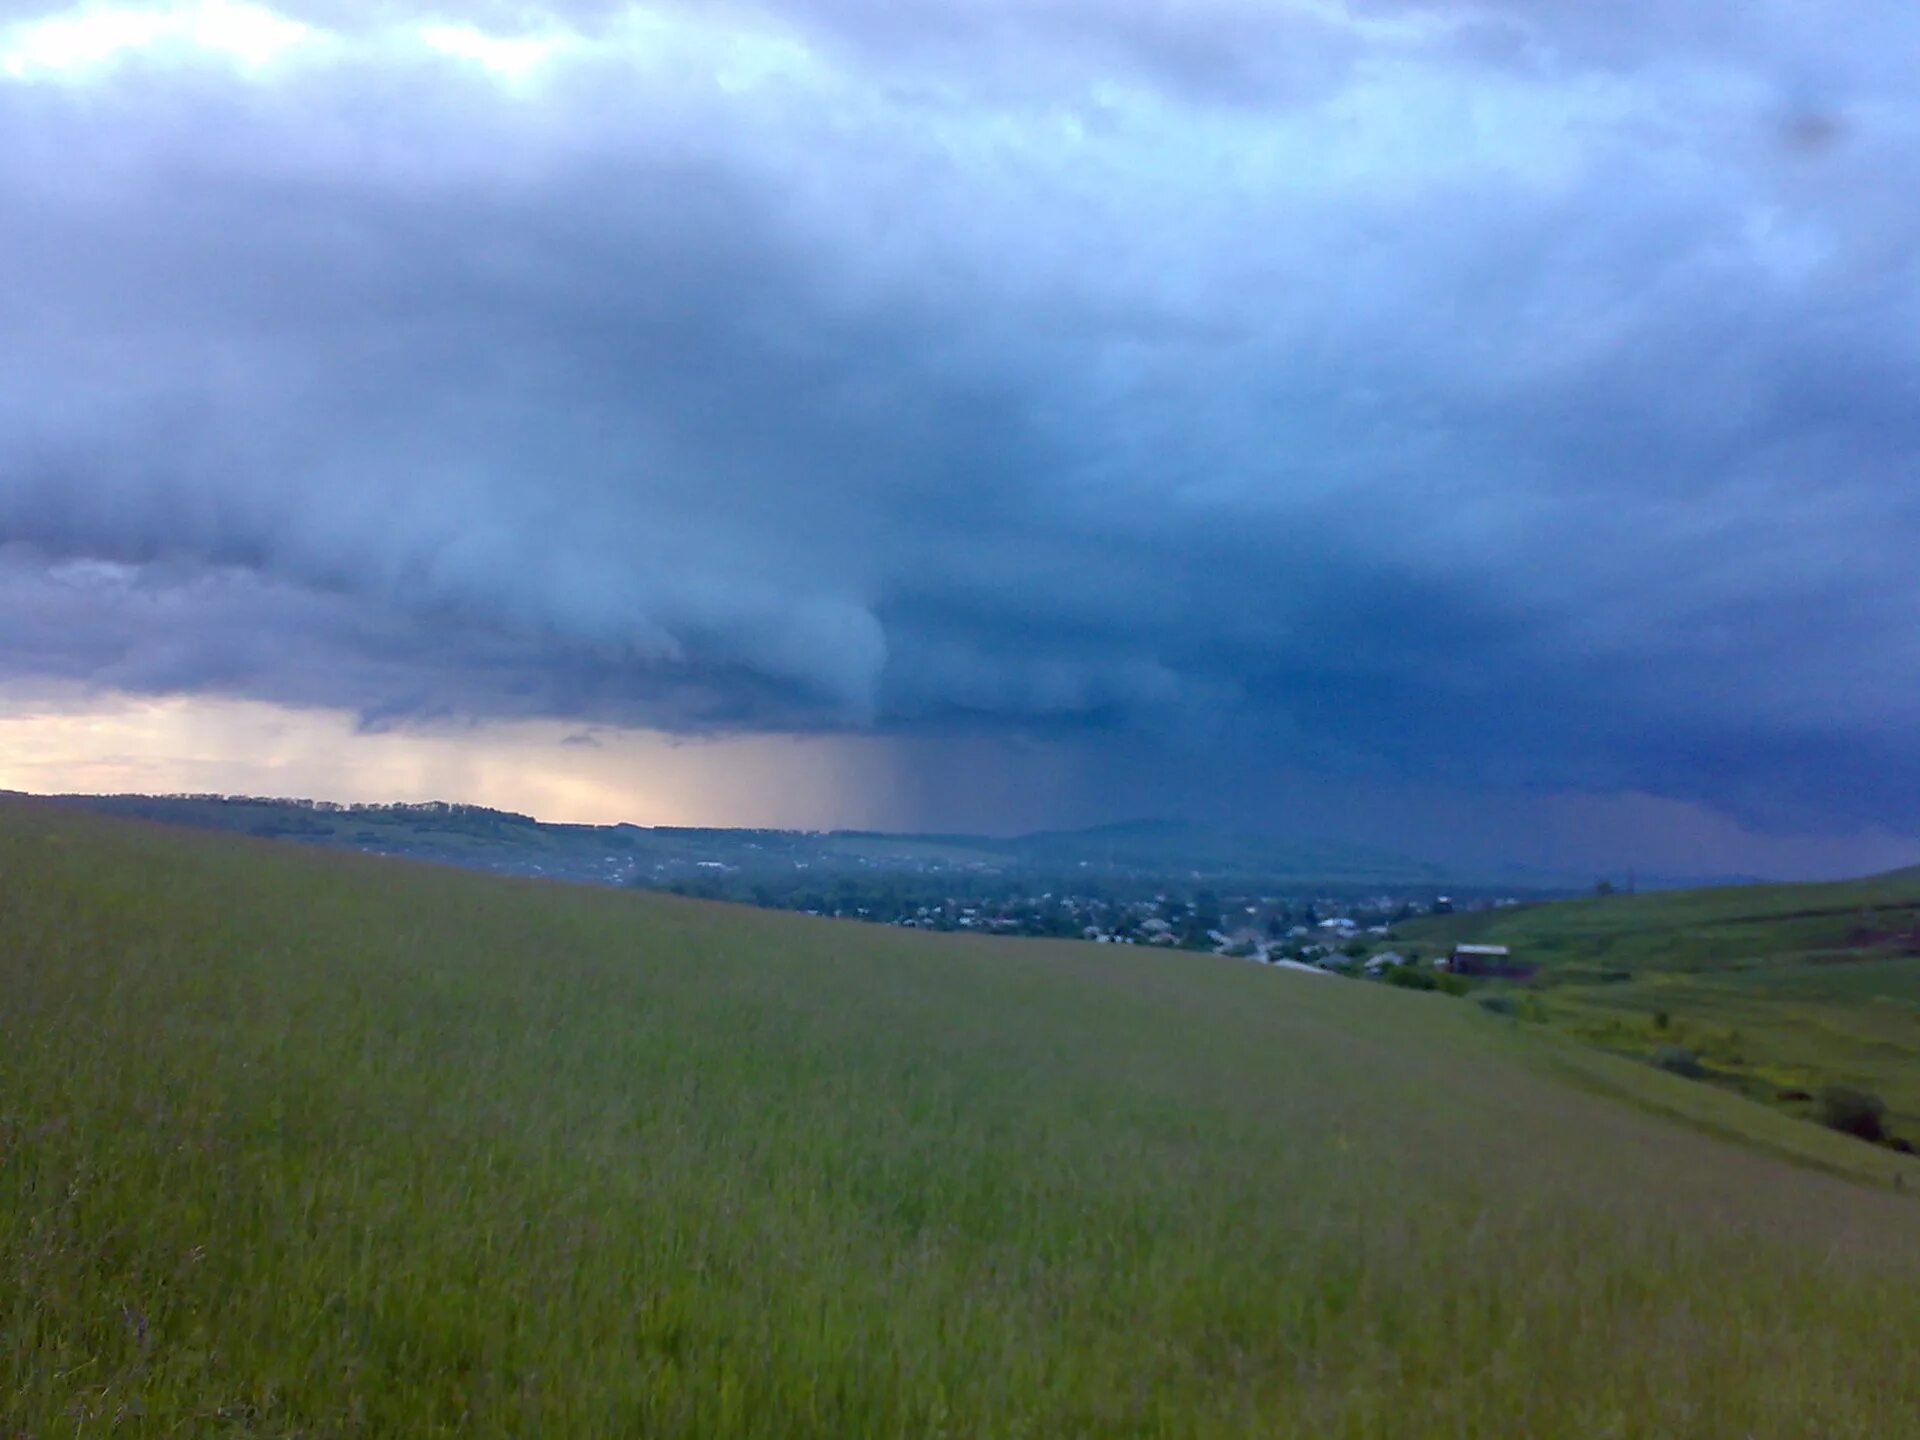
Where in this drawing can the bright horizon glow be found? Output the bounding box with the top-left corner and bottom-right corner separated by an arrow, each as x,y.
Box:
0,687 -> 905,831
3,688 -> 1917,881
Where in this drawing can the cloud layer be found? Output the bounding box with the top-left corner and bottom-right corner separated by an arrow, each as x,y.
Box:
2,0 -> 1918,839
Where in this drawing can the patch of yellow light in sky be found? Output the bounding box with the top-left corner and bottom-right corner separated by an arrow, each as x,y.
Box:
0,1 -> 312,79
0,688 -> 903,830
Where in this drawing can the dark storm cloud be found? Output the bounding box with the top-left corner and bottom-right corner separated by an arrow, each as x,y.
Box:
1,0 -> 1919,835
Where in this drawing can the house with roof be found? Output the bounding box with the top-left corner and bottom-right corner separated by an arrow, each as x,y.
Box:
1443,943 -> 1535,979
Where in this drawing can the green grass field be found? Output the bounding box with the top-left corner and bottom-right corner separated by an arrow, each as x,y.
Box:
1398,876 -> 1920,1135
4,800 -> 1920,1437
1401,870 -> 1920,976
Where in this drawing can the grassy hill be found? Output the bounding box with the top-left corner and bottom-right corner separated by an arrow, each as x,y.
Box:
3,799 -> 1918,1437
1397,873 -> 1920,1135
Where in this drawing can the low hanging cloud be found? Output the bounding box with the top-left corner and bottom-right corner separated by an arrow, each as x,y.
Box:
1,0 -> 1919,836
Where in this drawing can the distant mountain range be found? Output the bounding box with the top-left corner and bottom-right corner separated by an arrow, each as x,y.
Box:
31,792 -> 1551,893
24,790 -> 1754,895
836,818 -> 1457,884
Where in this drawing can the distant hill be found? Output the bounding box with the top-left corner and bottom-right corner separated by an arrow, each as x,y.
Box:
1396,867 -> 1920,1134
1000,818 -> 1450,883
1398,866 -> 1920,975
38,792 -> 1507,894
818,817 -> 1457,886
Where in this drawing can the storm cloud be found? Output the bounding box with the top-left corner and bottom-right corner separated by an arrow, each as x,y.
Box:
2,0 -> 1918,843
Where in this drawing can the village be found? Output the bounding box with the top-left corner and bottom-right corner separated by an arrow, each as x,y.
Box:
874,887 -> 1534,986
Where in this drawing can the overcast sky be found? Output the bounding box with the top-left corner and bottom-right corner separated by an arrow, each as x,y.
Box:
2,0 -> 1918,877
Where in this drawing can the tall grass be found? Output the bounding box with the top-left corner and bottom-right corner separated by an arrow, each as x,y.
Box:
4,800 -> 1919,1437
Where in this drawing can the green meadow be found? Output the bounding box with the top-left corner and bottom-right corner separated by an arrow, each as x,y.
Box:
4,800 -> 1919,1437
1399,873 -> 1920,1136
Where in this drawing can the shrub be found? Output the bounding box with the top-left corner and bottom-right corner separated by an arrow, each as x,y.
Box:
1476,993 -> 1519,1017
1383,965 -> 1438,991
1651,1045 -> 1705,1079
1436,973 -> 1470,997
1818,1087 -> 1888,1144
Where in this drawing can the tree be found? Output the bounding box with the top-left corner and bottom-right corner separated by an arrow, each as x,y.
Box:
1819,1087 -> 1888,1143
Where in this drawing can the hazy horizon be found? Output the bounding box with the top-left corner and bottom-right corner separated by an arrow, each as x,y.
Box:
8,685 -> 1920,883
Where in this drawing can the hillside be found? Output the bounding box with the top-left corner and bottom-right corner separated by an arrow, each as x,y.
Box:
1397,871 -> 1920,1134
995,818 -> 1449,882
40,793 -> 1508,892
3,798 -> 1918,1437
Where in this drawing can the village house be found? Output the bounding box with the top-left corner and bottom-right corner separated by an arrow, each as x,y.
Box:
1443,943 -> 1535,979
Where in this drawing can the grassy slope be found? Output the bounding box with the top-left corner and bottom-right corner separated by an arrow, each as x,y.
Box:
1398,875 -> 1920,1132
1402,871 -> 1920,974
3,801 -> 1919,1438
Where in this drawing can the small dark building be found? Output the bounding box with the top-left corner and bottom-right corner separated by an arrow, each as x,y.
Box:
1445,943 -> 1536,980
